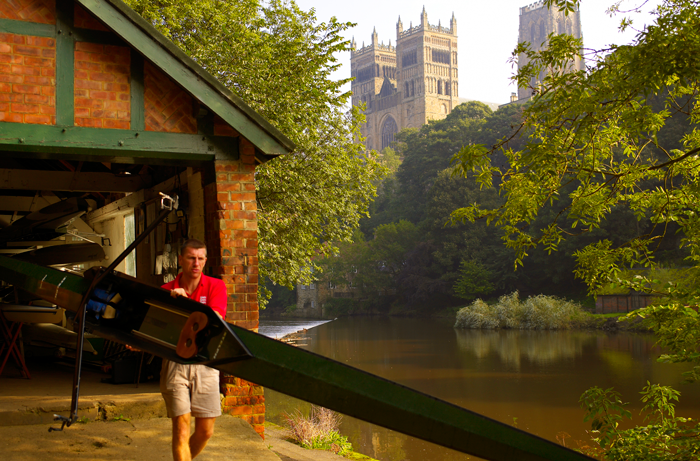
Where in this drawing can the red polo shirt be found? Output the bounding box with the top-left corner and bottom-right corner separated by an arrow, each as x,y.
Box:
162,273 -> 227,318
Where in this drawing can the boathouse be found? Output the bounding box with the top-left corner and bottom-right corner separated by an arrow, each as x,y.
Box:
0,0 -> 293,436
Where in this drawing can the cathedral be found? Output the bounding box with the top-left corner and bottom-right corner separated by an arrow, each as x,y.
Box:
350,8 -> 459,153
514,1 -> 584,102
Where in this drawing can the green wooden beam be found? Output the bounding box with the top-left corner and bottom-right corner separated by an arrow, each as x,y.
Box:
0,18 -> 55,37
55,0 -> 75,127
76,0 -> 295,158
130,53 -> 145,131
0,123 -> 238,165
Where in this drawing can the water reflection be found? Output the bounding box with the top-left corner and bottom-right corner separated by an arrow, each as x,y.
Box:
454,329 -> 589,368
265,317 -> 700,461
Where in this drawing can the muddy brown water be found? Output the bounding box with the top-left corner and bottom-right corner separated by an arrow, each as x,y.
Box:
261,316 -> 700,461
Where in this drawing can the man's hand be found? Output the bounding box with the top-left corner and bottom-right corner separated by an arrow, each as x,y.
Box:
170,288 -> 187,298
125,344 -> 141,352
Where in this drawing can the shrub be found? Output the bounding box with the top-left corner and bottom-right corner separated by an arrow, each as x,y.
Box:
284,406 -> 353,455
454,292 -> 584,330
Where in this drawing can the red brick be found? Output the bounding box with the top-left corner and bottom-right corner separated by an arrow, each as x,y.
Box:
214,163 -> 239,172
217,182 -> 241,192
229,192 -> 256,202
243,202 -> 257,211
24,113 -> 51,124
227,405 -> 252,416
14,45 -> 40,56
0,112 -> 23,122
226,311 -> 246,321
11,102 -> 38,113
26,37 -> 54,48
75,42 -> 104,53
252,405 -> 265,415
23,75 -> 50,85
24,94 -> 48,104
104,119 -> 129,129
40,104 -> 55,115
0,74 -> 24,83
11,65 -> 40,76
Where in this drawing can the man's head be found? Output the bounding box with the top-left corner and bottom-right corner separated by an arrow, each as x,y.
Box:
179,239 -> 207,282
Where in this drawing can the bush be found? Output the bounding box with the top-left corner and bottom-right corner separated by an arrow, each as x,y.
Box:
283,406 -> 352,456
454,292 -> 584,330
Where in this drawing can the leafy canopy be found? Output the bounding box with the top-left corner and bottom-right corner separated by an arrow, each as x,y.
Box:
124,0 -> 384,296
451,0 -> 700,455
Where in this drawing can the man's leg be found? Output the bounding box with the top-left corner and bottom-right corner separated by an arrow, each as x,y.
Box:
190,417 -> 216,458
172,413 -> 192,461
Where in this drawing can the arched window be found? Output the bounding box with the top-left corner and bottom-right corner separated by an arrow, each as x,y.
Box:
381,116 -> 397,150
410,80 -> 415,96
404,82 -> 409,97
437,80 -> 443,95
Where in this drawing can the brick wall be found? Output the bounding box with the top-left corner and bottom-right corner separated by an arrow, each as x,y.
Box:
0,33 -> 56,124
74,4 -> 108,31
74,42 -> 130,129
203,137 -> 264,436
0,0 -> 55,24
144,61 -> 197,133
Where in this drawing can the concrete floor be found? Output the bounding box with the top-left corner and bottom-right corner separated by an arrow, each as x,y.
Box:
0,354 -> 348,461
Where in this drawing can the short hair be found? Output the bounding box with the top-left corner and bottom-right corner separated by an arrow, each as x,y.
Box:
181,238 -> 207,256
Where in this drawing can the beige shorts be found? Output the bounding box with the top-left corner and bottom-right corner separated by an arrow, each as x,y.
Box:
160,360 -> 222,418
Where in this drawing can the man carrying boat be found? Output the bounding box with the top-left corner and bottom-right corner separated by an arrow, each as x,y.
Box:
130,238 -> 226,461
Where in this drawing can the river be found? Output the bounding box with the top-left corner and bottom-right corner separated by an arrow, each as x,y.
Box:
259,316 -> 700,461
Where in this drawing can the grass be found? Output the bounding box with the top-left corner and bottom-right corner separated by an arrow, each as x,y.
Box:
454,292 -> 587,330
284,406 -> 353,456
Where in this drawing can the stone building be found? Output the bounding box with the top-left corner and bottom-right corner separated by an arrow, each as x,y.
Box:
350,8 -> 459,152
514,1 -> 584,102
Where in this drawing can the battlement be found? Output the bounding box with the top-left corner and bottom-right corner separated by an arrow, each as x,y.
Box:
398,21 -> 454,39
351,42 -> 395,58
520,1 -> 545,15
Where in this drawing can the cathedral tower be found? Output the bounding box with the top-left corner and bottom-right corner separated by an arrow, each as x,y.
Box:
517,1 -> 583,100
350,9 -> 458,152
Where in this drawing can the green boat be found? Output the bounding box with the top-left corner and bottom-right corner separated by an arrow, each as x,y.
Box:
0,255 -> 593,461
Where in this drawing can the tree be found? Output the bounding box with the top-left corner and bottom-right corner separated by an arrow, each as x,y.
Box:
123,0 -> 384,299
451,0 -> 700,455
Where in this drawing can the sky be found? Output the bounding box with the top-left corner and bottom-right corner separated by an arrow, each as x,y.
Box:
293,0 -> 661,105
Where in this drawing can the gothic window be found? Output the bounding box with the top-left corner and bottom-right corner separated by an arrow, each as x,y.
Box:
531,22 -> 536,41
445,81 -> 450,96
437,80 -> 443,95
381,116 -> 397,150
441,104 -> 447,114
431,49 -> 450,64
410,80 -> 415,97
402,49 -> 417,67
357,66 -> 374,83
404,82 -> 409,97
539,22 -> 545,40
